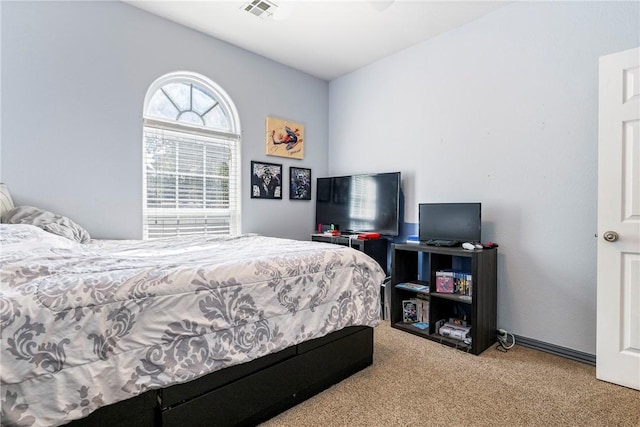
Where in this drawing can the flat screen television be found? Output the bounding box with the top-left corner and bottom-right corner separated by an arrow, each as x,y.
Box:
315,172 -> 401,236
418,203 -> 481,245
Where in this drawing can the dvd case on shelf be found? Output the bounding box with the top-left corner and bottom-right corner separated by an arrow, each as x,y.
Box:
402,299 -> 418,323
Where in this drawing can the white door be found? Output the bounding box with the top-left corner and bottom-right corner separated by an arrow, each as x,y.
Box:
597,47 -> 640,390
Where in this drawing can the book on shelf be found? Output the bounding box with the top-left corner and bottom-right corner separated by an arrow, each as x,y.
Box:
395,281 -> 430,294
414,298 -> 429,323
435,274 -> 454,293
402,299 -> 418,323
435,270 -> 472,297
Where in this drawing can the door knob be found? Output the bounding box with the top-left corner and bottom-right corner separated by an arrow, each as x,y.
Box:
603,231 -> 619,242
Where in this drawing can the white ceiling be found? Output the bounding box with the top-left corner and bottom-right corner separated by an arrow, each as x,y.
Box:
124,0 -> 510,81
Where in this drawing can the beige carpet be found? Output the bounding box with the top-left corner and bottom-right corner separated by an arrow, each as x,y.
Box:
261,321 -> 640,427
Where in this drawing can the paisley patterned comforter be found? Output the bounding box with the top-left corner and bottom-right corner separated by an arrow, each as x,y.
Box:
0,224 -> 384,426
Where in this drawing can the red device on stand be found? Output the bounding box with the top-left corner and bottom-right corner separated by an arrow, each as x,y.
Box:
357,232 -> 380,240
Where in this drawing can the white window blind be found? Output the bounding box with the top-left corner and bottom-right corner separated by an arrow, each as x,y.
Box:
142,73 -> 241,239
143,126 -> 240,238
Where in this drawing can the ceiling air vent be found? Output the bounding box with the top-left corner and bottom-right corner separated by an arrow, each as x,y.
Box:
241,0 -> 278,19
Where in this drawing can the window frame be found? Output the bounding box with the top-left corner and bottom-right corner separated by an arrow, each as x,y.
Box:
142,72 -> 242,239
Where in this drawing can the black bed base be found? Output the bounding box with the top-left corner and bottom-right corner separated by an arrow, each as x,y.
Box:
66,326 -> 374,427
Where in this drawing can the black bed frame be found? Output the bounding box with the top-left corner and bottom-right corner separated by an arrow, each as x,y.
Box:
66,326 -> 373,427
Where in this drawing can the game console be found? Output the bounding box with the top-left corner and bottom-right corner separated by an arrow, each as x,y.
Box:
438,322 -> 471,342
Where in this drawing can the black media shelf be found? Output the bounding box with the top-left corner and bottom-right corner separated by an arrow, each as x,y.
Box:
390,243 -> 497,355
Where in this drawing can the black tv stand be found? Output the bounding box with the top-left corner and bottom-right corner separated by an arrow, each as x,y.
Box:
310,234 -> 388,273
422,239 -> 459,247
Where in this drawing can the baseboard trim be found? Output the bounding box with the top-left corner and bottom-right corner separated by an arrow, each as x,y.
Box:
514,335 -> 596,366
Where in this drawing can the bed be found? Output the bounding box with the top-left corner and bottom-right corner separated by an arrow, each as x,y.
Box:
0,222 -> 385,426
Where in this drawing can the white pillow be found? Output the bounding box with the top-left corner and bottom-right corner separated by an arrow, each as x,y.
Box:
0,183 -> 15,218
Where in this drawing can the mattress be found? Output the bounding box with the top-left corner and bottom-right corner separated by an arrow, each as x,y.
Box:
0,224 -> 384,426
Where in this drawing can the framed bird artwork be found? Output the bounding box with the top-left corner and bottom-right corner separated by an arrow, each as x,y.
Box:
265,117 -> 304,160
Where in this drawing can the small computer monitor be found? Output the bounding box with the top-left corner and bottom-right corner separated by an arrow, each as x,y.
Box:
418,203 -> 481,243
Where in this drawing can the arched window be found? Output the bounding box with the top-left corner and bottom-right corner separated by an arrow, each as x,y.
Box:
142,72 -> 241,239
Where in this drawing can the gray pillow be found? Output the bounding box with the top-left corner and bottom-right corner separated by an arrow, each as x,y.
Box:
1,205 -> 91,243
0,183 -> 15,218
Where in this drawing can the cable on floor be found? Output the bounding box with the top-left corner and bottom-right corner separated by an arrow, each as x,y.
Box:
496,330 -> 516,352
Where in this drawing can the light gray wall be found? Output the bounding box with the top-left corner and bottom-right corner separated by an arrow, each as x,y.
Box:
328,1 -> 639,354
3,1 -> 638,355
1,1 -> 328,240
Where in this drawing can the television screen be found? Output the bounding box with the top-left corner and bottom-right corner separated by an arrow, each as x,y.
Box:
419,203 -> 481,244
315,172 -> 401,236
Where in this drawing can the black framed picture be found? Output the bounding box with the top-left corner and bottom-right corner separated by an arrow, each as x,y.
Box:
251,161 -> 282,199
290,167 -> 312,200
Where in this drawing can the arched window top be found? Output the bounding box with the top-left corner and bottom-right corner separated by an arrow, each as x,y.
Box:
142,72 -> 241,239
144,72 -> 240,134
